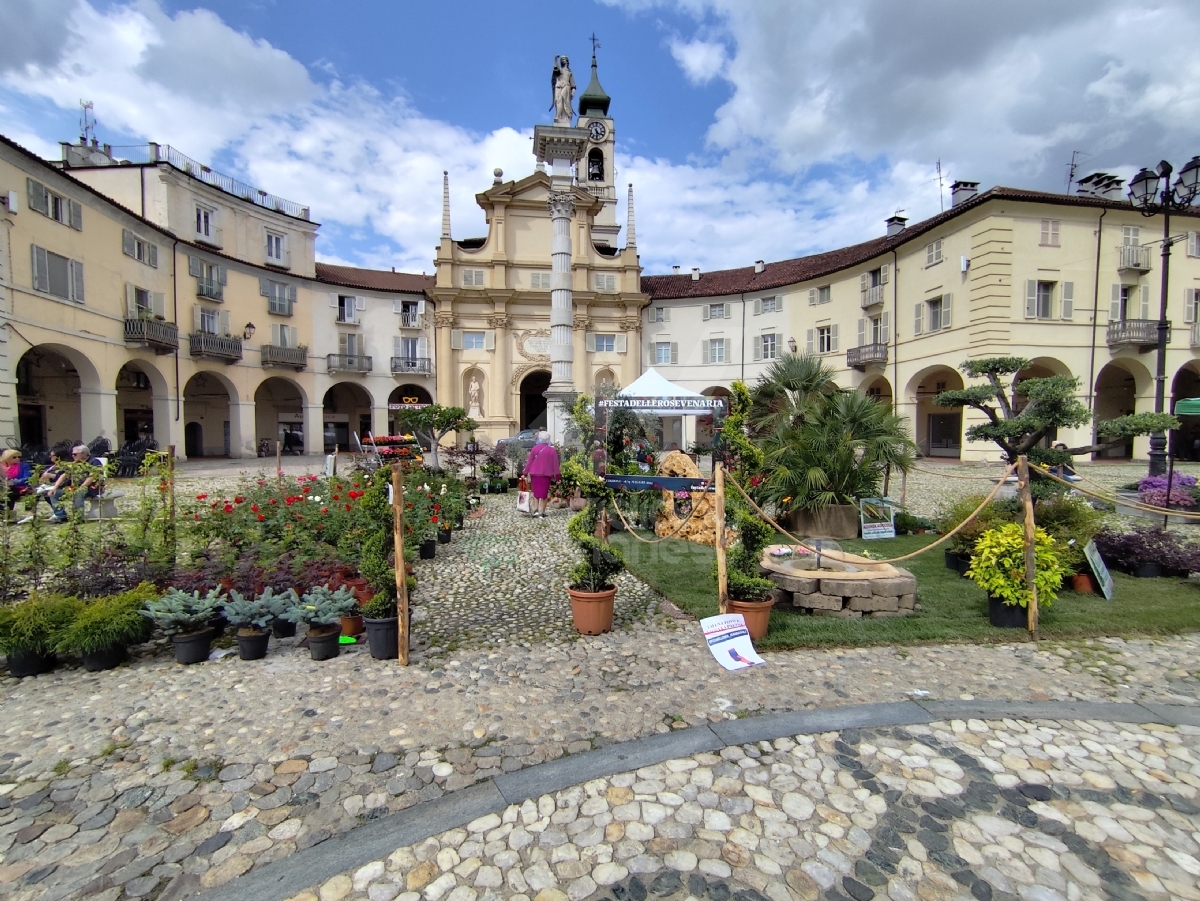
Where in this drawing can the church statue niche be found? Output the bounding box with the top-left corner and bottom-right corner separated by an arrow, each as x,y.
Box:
587,148 -> 605,182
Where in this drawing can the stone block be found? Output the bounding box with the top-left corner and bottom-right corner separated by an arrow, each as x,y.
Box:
819,578 -> 873,598
793,592 -> 844,611
869,577 -> 918,597
770,588 -> 792,606
898,594 -> 916,609
770,573 -> 819,594
848,596 -> 899,613
812,608 -> 861,618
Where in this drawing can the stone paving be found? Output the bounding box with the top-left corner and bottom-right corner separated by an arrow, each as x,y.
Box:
293,715 -> 1200,901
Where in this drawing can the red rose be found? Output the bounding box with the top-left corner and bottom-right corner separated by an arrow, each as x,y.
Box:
251,504 -> 260,512
224,504 -> 234,513
193,513 -> 200,521
321,507 -> 329,514
257,514 -> 265,521
332,494 -> 340,500
432,504 -> 441,511
431,515 -> 438,524
302,486 -> 311,494
345,504 -> 351,511
196,493 -> 207,500
234,496 -> 245,504
269,498 -> 278,505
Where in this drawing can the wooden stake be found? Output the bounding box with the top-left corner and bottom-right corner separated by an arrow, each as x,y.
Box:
276,440 -> 283,487
714,461 -> 729,615
1017,455 -> 1038,638
166,444 -> 177,567
392,464 -> 409,666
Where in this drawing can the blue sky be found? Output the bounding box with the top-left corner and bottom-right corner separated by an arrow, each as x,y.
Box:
5,1 -> 1200,275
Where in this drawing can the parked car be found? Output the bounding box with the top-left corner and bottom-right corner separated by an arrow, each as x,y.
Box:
496,429 -> 538,452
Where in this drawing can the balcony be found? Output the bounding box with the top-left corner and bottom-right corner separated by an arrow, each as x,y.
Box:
328,353 -> 372,373
1117,244 -> 1152,272
265,250 -> 291,269
584,185 -> 616,201
847,343 -> 889,370
124,317 -> 179,354
268,298 -> 293,316
860,284 -> 884,309
189,332 -> 242,362
1107,318 -> 1162,351
391,356 -> 432,375
261,344 -> 307,371
399,312 -> 423,329
196,277 -> 223,301
335,314 -> 359,326
195,226 -> 223,249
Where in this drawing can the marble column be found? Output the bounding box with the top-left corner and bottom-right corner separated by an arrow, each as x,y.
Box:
573,312 -> 589,392
434,310 -> 455,408
488,311 -> 511,423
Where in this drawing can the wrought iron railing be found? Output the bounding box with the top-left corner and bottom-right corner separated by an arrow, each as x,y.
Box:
124,317 -> 178,351
327,354 -> 372,373
390,356 -> 431,375
189,332 -> 243,361
261,345 -> 308,369
197,277 -> 223,300
860,284 -> 884,308
1106,318 -> 1161,346
847,343 -> 888,369
1117,244 -> 1152,271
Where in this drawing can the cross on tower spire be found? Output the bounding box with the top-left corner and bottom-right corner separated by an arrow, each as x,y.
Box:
590,33 -> 601,61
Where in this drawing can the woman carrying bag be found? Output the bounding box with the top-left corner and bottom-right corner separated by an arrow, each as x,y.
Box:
523,431 -> 560,518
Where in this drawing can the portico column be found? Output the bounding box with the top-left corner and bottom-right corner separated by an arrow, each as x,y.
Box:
434,311 -> 455,407
620,320 -> 639,388
228,401 -> 257,459
79,387 -> 119,447
303,404 -> 323,456
489,312 -> 511,422
573,313 -> 589,392
544,191 -> 577,443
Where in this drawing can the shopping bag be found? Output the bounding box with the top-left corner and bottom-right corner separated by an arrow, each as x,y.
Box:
516,490 -> 532,513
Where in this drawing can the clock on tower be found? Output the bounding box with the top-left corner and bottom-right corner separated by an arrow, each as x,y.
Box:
588,120 -> 607,142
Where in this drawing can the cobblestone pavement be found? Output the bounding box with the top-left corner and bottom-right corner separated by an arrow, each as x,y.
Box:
293,716 -> 1200,901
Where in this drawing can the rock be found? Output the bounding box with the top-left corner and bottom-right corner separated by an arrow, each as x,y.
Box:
819,578 -> 873,598
786,869 -> 821,901
592,862 -> 628,885
665,850 -> 698,871
163,804 -> 209,835
200,854 -> 253,889
407,860 -> 440,891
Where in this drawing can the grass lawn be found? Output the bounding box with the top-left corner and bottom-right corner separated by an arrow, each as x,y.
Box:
610,530 -> 1200,650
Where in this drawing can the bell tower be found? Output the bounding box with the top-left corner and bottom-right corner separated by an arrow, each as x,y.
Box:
577,41 -> 619,245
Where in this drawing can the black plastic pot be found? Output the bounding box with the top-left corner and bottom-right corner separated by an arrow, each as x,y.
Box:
82,644 -> 127,672
498,482 -> 509,494
237,630 -> 270,660
172,629 -> 214,665
208,615 -> 228,640
454,513 -> 464,530
7,650 -> 57,678
944,548 -> 961,570
308,627 -> 341,661
508,477 -> 519,488
479,483 -> 490,494
437,528 -> 451,545
419,539 -> 436,560
1134,562 -> 1163,579
988,596 -> 1027,629
364,616 -> 399,660
272,619 -> 297,639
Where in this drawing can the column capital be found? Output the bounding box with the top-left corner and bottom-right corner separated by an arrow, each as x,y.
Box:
487,313 -> 510,330
433,311 -> 457,329
573,314 -> 591,331
547,191 -> 577,218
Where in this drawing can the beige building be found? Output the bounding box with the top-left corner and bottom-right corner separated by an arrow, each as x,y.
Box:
643,180 -> 1200,462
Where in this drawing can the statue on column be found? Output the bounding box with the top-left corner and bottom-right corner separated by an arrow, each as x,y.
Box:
551,56 -> 575,126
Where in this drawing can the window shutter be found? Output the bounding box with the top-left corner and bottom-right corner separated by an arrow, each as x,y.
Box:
393,336 -> 404,356
125,284 -> 138,318
287,285 -> 297,304
484,330 -> 496,351
188,256 -> 202,278
830,324 -> 839,352
218,310 -> 231,336
355,296 -> 366,311
26,178 -> 49,215
68,200 -> 82,230
1140,285 -> 1150,319
857,318 -> 866,347
31,245 -> 48,292
330,292 -> 340,308
913,303 -> 923,336
880,264 -> 889,284
416,299 -> 426,314
1040,220 -> 1050,245
753,337 -> 762,361
753,298 -> 762,316
393,299 -> 404,314
585,332 -> 596,352
1189,231 -> 1199,257
417,336 -> 429,358
216,265 -> 227,285
805,329 -> 814,353
338,333 -> 348,355
260,277 -> 271,297
450,329 -> 463,350
1110,285 -> 1122,321
271,323 -> 281,346
289,326 -> 300,348
670,343 -> 678,364
723,303 -> 732,319
70,260 -> 84,302
193,305 -> 202,332
123,229 -> 136,257
1185,289 -> 1196,325
701,305 -> 710,321
147,243 -> 158,268
615,334 -> 627,353
880,312 -> 890,344
662,307 -> 671,322
151,292 -> 165,319
1061,282 -> 1074,320
1025,280 -> 1037,318
809,288 -> 817,306
941,294 -> 952,330
860,273 -> 869,296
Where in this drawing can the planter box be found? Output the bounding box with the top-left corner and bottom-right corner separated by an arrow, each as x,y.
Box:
786,504 -> 859,539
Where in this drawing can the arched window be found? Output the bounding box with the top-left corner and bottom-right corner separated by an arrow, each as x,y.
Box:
587,148 -> 604,182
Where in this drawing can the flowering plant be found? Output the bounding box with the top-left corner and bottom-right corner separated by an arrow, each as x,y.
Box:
1137,473 -> 1198,508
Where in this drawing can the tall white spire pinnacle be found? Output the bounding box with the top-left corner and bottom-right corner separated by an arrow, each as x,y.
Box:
440,171 -> 451,239
626,183 -> 636,247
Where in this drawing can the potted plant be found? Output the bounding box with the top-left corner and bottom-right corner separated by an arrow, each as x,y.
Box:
966,523 -> 1067,628
361,593 -> 399,660
935,494 -> 1019,575
0,595 -> 82,678
1093,525 -> 1200,578
565,503 -> 625,634
222,589 -> 282,660
723,504 -> 779,641
56,583 -> 157,671
143,588 -> 222,664
268,586 -> 299,637
280,585 -> 358,660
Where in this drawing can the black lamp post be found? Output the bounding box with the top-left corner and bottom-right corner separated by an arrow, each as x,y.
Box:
1127,156 -> 1200,476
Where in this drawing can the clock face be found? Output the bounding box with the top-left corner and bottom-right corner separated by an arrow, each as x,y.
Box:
588,120 -> 607,142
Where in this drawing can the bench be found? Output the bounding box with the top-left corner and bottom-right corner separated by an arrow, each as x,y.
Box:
85,489 -> 126,520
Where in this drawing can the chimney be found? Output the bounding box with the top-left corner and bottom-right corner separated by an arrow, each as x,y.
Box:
885,215 -> 907,237
672,265 -> 681,275
754,260 -> 765,274
951,180 -> 979,207
691,267 -> 700,281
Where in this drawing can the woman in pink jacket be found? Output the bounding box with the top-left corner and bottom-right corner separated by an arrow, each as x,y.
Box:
522,431 -> 560,518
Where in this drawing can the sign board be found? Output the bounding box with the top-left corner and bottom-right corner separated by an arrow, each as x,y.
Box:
700,614 -> 765,671
1082,539 -> 1114,600
597,397 -> 728,414
604,474 -> 712,492
859,497 -> 896,540
388,402 -> 429,410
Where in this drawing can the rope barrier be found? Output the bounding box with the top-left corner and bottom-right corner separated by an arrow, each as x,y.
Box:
725,463 -> 1019,566
910,465 -> 1012,481
1038,468 -> 1200,520
608,480 -> 712,544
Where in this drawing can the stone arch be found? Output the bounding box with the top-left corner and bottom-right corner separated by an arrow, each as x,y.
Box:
254,377 -> 307,455
594,368 -> 617,390
1172,361 -> 1200,459
905,365 -> 964,458
322,382 -> 374,452
1093,359 -> 1152,459
116,359 -> 170,447
860,375 -> 893,407
388,384 -> 433,435
587,148 -> 605,182
15,344 -> 104,451
519,370 -> 551,431
183,370 -> 236,458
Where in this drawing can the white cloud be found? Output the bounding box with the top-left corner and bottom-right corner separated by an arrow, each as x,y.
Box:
669,38 -> 727,85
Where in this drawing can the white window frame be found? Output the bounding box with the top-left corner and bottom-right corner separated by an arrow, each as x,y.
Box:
926,239 -> 943,267
817,326 -> 833,354
650,306 -> 669,323
26,178 -> 82,230
266,231 -> 286,264
708,302 -> 726,320
30,245 -> 84,303
760,333 -> 778,360
594,334 -> 616,353
462,269 -> 485,287
199,307 -> 220,335
1035,281 -> 1053,319
760,296 -> 778,313
927,298 -> 944,332
1040,219 -> 1060,247
706,338 -> 727,364
195,204 -> 215,239
463,331 -> 486,350
654,342 -> 675,365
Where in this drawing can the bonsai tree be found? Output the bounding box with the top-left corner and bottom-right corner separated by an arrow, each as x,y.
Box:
143,588 -> 221,637
393,405 -> 476,471
57,583 -> 157,657
966,523 -> 1066,609
933,357 -> 1178,465
566,503 -> 625,593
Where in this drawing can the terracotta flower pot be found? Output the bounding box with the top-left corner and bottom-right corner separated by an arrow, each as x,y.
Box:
340,614 -> 364,637
567,586 -> 616,635
569,488 -> 588,512
727,596 -> 775,641
1070,573 -> 1095,594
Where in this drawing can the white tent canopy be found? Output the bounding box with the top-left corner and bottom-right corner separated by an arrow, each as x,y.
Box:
617,368 -> 706,399
605,369 -> 721,413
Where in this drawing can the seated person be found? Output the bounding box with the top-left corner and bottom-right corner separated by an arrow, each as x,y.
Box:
1,449 -> 32,516
21,449 -> 69,523
69,444 -> 106,514
1050,442 -> 1081,481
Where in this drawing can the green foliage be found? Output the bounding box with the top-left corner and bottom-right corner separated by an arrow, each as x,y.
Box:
566,502 -> 625,592
1096,412 -> 1180,440
281,585 -> 358,627
966,523 -> 1066,609
0,594 -> 83,655
392,404 -> 475,470
724,501 -> 777,601
57,583 -> 157,654
935,494 -> 1021,554
893,511 -> 936,534
360,593 -> 397,619
144,588 -> 221,637
221,590 -> 276,632
748,352 -> 838,433
1032,495 -> 1105,572
719,381 -> 765,480
262,586 -> 299,621
960,357 -> 1029,378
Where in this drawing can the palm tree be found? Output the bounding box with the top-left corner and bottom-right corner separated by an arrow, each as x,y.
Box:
748,352 -> 838,433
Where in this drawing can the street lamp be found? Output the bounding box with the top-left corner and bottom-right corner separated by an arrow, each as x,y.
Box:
1128,156 -> 1200,476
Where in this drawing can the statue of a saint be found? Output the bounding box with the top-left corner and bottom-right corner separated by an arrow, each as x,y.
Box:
551,55 -> 575,126
467,376 -> 483,418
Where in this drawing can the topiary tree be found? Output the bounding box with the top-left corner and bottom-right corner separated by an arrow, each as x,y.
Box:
393,405 -> 476,471
933,357 -> 1178,465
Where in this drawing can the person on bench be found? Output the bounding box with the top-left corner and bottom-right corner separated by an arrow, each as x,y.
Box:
1,449 -> 32,518
18,449 -> 69,524
70,444 -> 105,516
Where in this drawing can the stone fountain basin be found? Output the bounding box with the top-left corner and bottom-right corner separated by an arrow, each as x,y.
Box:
759,544 -> 917,618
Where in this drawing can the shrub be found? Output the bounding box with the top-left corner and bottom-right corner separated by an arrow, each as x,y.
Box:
360,593 -> 396,619
966,524 -> 1066,609
1033,495 -> 1106,572
57,583 -> 157,655
0,595 -> 83,657
263,586 -> 298,623
893,511 -> 936,535
566,502 -> 625,592
221,590 -> 276,633
1093,526 -> 1200,574
936,494 -> 1021,554
280,585 -> 358,628
724,502 -> 778,601
144,588 -> 222,637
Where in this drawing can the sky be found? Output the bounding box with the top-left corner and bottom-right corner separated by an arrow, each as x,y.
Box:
4,0 -> 1200,276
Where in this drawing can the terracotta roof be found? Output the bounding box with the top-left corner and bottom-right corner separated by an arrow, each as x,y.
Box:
315,263 -> 433,294
641,185 -> 1200,300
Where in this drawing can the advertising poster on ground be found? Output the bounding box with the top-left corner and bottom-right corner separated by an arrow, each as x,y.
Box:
700,614 -> 765,671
